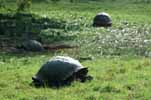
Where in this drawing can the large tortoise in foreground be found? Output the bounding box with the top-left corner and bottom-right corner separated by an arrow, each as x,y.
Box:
93,12 -> 112,27
32,56 -> 92,87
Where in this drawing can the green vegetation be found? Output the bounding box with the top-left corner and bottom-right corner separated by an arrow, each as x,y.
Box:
16,0 -> 32,12
1,53 -> 151,100
0,0 -> 151,100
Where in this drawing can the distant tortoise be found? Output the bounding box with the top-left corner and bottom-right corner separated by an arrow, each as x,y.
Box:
21,40 -> 44,52
16,40 -> 77,52
93,12 -> 112,27
32,56 -> 92,87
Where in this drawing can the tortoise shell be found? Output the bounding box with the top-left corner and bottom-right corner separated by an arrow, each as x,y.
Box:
22,40 -> 44,51
32,56 -> 89,87
93,12 -> 112,27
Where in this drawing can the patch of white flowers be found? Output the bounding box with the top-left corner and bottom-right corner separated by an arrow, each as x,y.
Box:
96,23 -> 151,55
80,23 -> 151,56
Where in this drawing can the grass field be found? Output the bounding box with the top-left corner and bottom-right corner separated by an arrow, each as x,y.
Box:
1,0 -> 151,100
1,53 -> 151,100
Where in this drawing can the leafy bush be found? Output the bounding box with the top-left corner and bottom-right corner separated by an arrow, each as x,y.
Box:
0,0 -> 5,8
39,28 -> 77,43
133,0 -> 150,3
16,0 -> 32,12
32,0 -> 49,2
51,0 -> 61,3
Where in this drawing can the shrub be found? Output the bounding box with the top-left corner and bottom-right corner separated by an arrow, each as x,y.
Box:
0,0 -> 5,8
39,29 -> 76,43
51,0 -> 61,3
16,0 -> 32,12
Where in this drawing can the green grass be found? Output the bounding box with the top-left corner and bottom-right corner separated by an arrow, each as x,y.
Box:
30,1 -> 151,24
1,53 -> 151,100
1,0 -> 151,100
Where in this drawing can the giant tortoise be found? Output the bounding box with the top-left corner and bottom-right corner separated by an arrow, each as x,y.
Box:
93,12 -> 112,27
22,40 -> 44,51
32,56 -> 92,87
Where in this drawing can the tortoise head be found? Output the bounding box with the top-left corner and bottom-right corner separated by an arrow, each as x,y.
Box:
75,67 -> 93,82
76,68 -> 88,77
75,68 -> 88,82
32,76 -> 44,87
